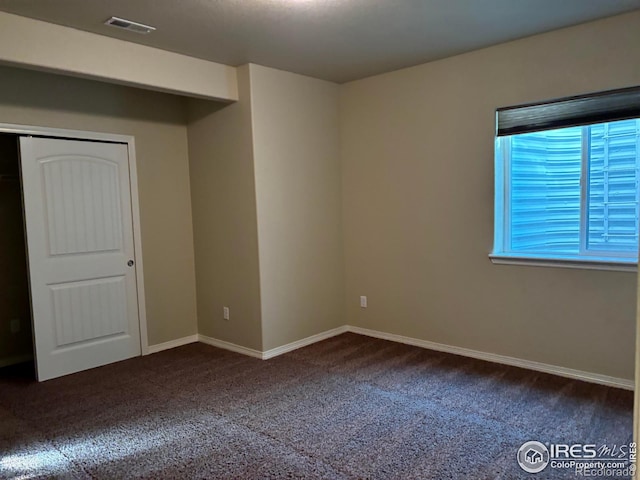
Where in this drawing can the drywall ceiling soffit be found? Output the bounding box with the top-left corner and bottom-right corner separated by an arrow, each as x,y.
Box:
0,0 -> 638,83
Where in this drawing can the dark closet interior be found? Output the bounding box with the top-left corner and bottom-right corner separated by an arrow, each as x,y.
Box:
0,134 -> 34,376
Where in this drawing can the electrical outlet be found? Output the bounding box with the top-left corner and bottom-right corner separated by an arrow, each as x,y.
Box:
360,296 -> 367,308
9,318 -> 20,333
223,306 -> 230,320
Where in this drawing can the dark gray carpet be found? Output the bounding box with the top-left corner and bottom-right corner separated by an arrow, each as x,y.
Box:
0,333 -> 633,479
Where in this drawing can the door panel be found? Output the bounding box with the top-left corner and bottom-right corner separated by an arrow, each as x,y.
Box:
20,137 -> 141,381
41,156 -> 123,255
50,276 -> 128,347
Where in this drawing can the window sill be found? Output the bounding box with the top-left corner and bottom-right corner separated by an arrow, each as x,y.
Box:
489,253 -> 637,272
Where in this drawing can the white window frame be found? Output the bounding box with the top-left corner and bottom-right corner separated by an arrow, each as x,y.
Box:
491,123 -> 639,272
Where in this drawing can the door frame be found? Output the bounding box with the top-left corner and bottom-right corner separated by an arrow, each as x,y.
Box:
0,122 -> 150,355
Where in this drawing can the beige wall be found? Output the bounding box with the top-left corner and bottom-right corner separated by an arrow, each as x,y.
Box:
0,65 -> 198,347
187,64 -> 345,352
340,11 -> 640,380
187,65 -> 263,350
249,65 -> 345,350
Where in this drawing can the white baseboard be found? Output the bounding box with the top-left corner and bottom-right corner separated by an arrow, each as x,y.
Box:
189,324 -> 633,391
147,334 -> 199,354
0,353 -> 33,368
197,334 -> 263,359
196,326 -> 348,360
347,326 -> 634,391
262,325 -> 349,360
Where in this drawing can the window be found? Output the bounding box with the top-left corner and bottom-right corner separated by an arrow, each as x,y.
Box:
492,87 -> 640,268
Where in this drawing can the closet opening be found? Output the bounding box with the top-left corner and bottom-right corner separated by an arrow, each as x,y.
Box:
0,133 -> 34,380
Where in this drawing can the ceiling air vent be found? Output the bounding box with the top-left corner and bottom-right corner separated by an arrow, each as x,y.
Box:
104,16 -> 156,34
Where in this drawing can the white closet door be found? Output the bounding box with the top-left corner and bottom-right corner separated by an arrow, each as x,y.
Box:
19,137 -> 141,381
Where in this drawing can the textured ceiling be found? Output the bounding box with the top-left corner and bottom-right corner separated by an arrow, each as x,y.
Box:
0,0 -> 639,83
